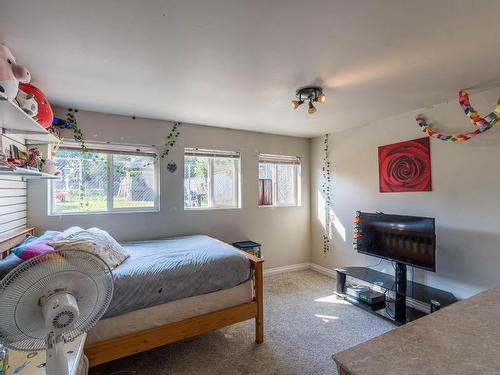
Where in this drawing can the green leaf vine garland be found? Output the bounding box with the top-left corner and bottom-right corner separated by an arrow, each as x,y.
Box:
66,108 -> 87,152
159,122 -> 181,158
322,133 -> 332,253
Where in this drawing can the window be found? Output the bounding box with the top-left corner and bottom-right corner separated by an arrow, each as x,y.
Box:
258,154 -> 301,207
50,145 -> 159,214
184,148 -> 240,209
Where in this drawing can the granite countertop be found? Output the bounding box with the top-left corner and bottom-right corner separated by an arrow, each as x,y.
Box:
333,285 -> 500,375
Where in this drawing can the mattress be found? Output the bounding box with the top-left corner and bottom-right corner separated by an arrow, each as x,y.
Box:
104,235 -> 251,318
87,279 -> 253,344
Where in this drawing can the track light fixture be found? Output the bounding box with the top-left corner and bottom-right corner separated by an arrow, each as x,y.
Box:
308,100 -> 316,114
291,100 -> 304,109
292,86 -> 326,114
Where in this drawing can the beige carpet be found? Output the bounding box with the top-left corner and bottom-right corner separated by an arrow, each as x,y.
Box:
89,270 -> 395,375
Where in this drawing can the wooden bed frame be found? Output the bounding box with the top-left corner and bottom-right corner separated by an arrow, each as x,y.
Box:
0,227 -> 35,260
0,227 -> 264,367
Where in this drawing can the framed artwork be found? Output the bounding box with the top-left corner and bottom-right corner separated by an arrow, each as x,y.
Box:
378,137 -> 432,193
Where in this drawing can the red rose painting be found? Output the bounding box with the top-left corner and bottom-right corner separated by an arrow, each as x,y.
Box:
378,137 -> 432,192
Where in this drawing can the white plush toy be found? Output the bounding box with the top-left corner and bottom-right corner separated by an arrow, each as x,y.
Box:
15,89 -> 38,117
0,43 -> 31,100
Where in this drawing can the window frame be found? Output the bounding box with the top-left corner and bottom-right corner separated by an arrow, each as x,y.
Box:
184,148 -> 241,210
258,154 -> 301,208
48,145 -> 160,216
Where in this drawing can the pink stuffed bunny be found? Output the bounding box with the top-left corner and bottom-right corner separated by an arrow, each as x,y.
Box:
0,43 -> 31,100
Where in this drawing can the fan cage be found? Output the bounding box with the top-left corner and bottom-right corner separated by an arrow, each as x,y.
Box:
0,249 -> 113,351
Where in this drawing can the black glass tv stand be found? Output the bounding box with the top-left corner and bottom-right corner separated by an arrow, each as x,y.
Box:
335,266 -> 457,325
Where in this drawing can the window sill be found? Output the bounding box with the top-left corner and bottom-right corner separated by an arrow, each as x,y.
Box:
184,207 -> 241,211
48,209 -> 160,216
258,204 -> 301,208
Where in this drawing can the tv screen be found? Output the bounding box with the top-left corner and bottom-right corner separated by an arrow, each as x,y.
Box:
356,212 -> 436,271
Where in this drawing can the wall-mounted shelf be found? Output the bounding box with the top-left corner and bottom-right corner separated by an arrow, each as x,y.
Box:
0,166 -> 60,181
0,100 -> 60,144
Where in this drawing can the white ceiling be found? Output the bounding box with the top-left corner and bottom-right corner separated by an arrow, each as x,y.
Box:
2,0 -> 500,137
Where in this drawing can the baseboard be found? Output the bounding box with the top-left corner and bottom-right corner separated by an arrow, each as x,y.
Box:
309,263 -> 337,279
264,262 -> 336,278
263,263 -> 310,276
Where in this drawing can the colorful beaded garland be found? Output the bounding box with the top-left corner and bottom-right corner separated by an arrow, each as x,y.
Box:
353,211 -> 362,250
416,90 -> 500,142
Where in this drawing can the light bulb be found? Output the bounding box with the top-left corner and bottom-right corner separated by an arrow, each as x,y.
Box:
308,101 -> 316,114
292,100 -> 303,109
318,93 -> 326,103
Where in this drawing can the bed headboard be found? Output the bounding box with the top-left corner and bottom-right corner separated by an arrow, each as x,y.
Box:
0,227 -> 36,259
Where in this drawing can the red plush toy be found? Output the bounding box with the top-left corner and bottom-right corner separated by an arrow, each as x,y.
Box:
18,83 -> 53,128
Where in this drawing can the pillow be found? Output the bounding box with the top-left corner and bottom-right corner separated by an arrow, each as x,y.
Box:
87,227 -> 128,258
52,226 -> 84,242
0,253 -> 23,279
50,228 -> 129,270
11,231 -> 60,261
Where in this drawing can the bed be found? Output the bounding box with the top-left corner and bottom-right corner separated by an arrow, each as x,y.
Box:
0,228 -> 264,367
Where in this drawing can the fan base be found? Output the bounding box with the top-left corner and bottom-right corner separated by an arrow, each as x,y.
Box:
47,333 -> 69,375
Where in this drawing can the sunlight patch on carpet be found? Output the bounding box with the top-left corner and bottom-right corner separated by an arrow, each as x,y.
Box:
315,294 -> 350,305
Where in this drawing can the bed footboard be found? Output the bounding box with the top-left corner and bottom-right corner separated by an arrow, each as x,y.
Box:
85,250 -> 264,366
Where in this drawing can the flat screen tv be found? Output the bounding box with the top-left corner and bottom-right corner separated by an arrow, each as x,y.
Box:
356,212 -> 436,271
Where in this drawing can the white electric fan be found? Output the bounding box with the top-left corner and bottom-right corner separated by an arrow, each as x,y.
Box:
0,249 -> 114,375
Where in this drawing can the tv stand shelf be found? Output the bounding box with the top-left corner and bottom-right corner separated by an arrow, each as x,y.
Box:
335,266 -> 457,325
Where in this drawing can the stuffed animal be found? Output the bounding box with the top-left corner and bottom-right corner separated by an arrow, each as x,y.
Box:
0,44 -> 31,101
52,117 -> 72,128
15,88 -> 38,117
27,147 -> 41,168
18,83 -> 53,128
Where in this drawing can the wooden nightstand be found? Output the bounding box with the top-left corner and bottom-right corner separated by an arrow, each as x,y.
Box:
4,333 -> 87,375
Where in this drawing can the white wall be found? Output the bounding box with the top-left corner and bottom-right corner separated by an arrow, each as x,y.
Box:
0,135 -> 28,236
311,87 -> 500,299
27,109 -> 311,269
